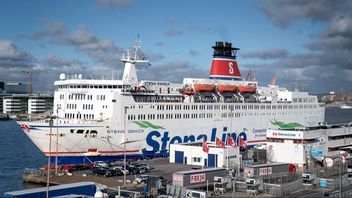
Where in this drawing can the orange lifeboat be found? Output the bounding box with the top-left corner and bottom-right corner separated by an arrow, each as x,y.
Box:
180,87 -> 195,95
217,84 -> 237,93
238,85 -> 257,93
194,83 -> 216,92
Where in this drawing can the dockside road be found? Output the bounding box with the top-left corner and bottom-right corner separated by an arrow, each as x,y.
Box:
46,158 -> 193,187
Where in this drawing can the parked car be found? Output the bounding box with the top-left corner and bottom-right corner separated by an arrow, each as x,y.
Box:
134,165 -> 147,174
93,161 -> 109,168
62,165 -> 76,172
134,175 -> 150,184
126,164 -> 138,174
112,166 -> 130,175
136,163 -> 153,171
91,167 -> 112,177
109,167 -> 131,176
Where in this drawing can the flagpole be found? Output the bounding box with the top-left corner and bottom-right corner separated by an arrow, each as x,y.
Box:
227,107 -> 232,171
237,144 -> 240,177
226,137 -> 229,171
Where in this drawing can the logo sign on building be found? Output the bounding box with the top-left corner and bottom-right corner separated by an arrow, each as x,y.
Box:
190,173 -> 206,184
259,167 -> 273,176
310,150 -> 323,157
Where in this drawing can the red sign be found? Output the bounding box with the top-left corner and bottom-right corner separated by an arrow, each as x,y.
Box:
190,173 -> 206,184
259,167 -> 273,176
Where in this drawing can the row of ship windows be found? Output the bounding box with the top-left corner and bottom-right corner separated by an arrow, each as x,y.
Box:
57,85 -> 126,89
60,94 -> 106,101
292,98 -> 315,103
67,104 -> 94,110
135,104 -> 318,111
128,113 -> 214,120
127,111 -> 320,121
65,113 -> 95,120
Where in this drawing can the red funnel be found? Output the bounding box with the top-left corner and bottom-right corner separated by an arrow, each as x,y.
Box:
209,41 -> 241,80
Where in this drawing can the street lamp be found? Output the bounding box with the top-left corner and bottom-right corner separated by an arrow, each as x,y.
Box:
55,106 -> 61,176
339,148 -> 343,198
46,117 -> 54,198
123,106 -> 129,187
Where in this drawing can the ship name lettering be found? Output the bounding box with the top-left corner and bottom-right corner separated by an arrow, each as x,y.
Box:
142,128 -> 247,155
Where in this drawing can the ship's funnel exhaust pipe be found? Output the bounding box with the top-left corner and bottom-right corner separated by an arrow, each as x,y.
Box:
209,41 -> 241,80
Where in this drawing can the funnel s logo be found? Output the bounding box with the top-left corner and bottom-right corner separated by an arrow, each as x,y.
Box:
229,62 -> 234,74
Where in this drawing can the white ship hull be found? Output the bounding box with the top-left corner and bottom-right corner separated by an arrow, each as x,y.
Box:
18,101 -> 324,164
17,39 -> 325,164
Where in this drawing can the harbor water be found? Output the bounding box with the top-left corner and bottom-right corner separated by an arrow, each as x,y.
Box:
0,107 -> 352,194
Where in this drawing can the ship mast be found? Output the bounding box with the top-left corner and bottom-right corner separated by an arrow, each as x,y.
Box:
121,35 -> 150,85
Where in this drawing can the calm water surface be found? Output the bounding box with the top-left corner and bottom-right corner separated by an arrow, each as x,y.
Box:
0,107 -> 351,194
0,121 -> 46,194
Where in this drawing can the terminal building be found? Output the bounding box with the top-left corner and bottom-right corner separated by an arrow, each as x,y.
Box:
0,82 -> 29,115
170,142 -> 240,169
266,123 -> 352,167
2,94 -> 53,118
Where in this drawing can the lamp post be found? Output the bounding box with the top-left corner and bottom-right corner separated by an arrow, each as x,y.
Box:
46,117 -> 53,198
339,148 -> 342,198
123,106 -> 129,187
55,107 -> 61,176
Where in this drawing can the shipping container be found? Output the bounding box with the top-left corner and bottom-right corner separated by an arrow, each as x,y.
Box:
243,162 -> 290,178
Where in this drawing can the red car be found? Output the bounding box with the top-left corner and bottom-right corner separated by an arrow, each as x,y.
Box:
62,164 -> 77,172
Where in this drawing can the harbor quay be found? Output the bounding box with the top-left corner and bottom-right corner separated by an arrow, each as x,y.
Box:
15,122 -> 352,198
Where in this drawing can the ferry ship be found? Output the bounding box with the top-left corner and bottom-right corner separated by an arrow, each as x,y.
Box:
18,37 -> 325,164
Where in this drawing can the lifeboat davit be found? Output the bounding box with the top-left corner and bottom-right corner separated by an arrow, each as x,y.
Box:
217,84 -> 237,93
194,83 -> 216,92
180,87 -> 195,95
238,85 -> 256,93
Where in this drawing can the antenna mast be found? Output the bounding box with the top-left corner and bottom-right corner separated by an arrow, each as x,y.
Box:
121,35 -> 150,84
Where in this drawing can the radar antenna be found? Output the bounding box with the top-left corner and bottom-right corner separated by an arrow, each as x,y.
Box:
121,34 -> 150,65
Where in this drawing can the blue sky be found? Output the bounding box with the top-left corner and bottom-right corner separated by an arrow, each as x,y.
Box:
0,0 -> 351,93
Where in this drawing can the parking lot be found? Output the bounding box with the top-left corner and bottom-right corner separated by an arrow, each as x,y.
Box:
50,158 -> 193,188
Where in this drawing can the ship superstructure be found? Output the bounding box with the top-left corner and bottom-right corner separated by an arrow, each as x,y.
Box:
18,38 -> 325,164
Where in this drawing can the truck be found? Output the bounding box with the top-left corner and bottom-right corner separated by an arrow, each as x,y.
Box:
213,175 -> 234,194
246,176 -> 264,195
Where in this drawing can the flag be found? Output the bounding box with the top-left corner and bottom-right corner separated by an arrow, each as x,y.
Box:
239,136 -> 247,149
215,137 -> 225,148
227,136 -> 237,148
202,137 -> 209,153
